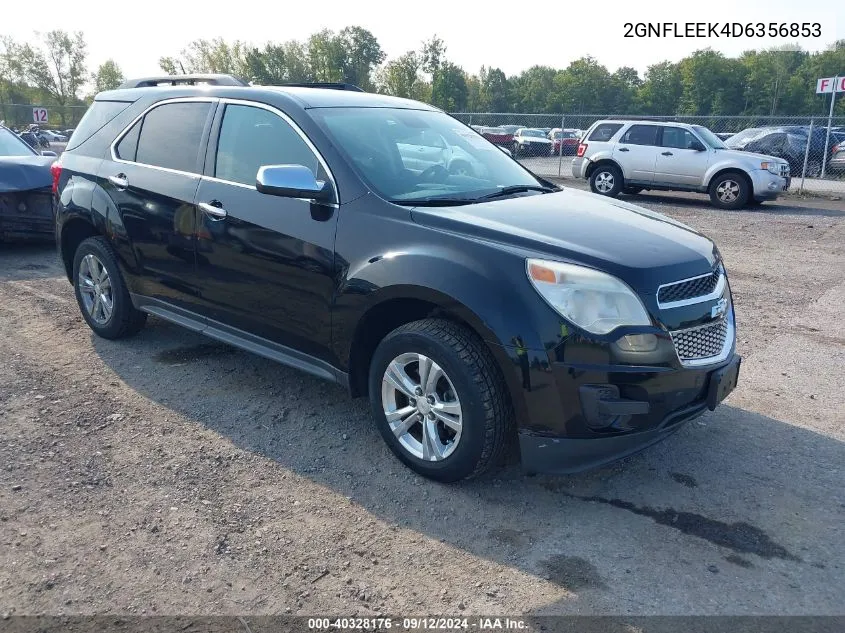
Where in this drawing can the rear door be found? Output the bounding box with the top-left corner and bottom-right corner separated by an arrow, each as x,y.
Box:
191,100 -> 339,364
99,98 -> 215,312
653,126 -> 712,186
613,124 -> 660,183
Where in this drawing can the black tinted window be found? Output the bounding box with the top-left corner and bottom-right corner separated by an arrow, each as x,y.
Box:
661,127 -> 700,150
67,100 -> 132,151
588,123 -> 623,142
135,102 -> 211,173
215,104 -> 318,186
115,120 -> 141,161
620,125 -> 659,146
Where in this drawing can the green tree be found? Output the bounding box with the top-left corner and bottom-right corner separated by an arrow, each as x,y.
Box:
92,59 -> 124,92
480,67 -> 510,112
552,57 -> 612,113
378,51 -> 428,100
159,37 -> 248,77
637,61 -> 682,115
421,35 -> 447,75
336,26 -> 385,90
307,29 -> 345,83
18,30 -> 87,124
430,62 -> 468,111
678,49 -> 746,115
243,42 -> 310,84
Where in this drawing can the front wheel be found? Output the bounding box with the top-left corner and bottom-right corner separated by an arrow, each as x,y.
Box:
589,164 -> 623,197
368,319 -> 512,482
709,172 -> 750,209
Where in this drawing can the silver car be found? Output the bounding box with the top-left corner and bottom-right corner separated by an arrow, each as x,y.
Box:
571,120 -> 790,209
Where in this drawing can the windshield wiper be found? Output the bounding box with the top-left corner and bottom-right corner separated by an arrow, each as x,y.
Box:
476,185 -> 556,201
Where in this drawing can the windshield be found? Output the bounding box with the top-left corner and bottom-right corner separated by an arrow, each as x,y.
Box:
692,125 -> 727,149
521,129 -> 545,137
0,127 -> 37,157
725,128 -> 766,148
312,108 -> 544,203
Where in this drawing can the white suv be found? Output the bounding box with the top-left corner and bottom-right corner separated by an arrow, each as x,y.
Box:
571,120 -> 791,209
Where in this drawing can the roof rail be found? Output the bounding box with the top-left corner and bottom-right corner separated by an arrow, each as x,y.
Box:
278,82 -> 365,92
117,74 -> 250,89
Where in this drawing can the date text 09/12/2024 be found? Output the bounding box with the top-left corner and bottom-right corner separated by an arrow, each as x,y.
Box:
307,617 -> 528,630
623,22 -> 822,38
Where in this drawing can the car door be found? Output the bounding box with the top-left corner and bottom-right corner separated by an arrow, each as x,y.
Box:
612,124 -> 661,184
653,126 -> 712,187
98,98 -> 215,312
191,100 -> 339,364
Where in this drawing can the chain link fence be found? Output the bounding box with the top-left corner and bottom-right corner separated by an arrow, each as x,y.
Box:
452,113 -> 845,196
0,103 -> 89,131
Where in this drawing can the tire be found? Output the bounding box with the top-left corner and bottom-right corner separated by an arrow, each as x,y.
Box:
709,171 -> 750,210
589,164 -> 623,197
368,319 -> 512,483
623,186 -> 643,195
72,236 -> 147,339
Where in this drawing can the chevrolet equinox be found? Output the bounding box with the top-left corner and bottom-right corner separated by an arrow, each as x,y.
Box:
54,75 -> 741,482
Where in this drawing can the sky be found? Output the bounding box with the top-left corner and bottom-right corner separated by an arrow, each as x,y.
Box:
2,0 -> 843,79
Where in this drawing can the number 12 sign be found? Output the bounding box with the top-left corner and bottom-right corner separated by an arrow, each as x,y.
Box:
32,107 -> 48,123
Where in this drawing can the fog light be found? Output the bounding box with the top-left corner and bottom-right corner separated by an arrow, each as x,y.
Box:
616,333 -> 658,352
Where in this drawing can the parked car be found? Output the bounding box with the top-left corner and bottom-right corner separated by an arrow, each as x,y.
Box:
54,75 -> 740,482
480,126 -> 515,147
395,127 -> 485,177
549,128 -> 581,156
572,120 -> 790,209
497,124 -> 523,136
725,126 -> 845,178
828,141 -> 845,173
41,130 -> 69,142
0,124 -> 57,241
512,128 -> 553,157
714,132 -> 736,141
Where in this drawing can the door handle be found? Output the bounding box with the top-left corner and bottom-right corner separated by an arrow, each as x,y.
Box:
198,201 -> 228,220
618,147 -> 629,152
108,173 -> 128,189
661,151 -> 674,156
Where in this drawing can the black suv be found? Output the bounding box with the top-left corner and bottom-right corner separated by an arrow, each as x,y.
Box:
54,74 -> 740,482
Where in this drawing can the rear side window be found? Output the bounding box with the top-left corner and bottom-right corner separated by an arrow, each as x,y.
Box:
67,101 -> 132,151
134,102 -> 212,173
620,124 -> 660,146
588,123 -> 623,142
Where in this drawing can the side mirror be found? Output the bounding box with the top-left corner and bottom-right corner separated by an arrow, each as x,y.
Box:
256,164 -> 333,202
41,150 -> 57,157
690,140 -> 706,151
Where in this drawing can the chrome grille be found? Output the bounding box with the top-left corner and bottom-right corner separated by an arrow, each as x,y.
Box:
658,268 -> 721,305
779,164 -> 790,178
671,317 -> 729,362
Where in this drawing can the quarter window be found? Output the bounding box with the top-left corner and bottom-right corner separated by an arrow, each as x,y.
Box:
620,125 -> 660,146
134,102 -> 212,173
115,120 -> 141,161
588,123 -> 623,142
215,104 -> 319,186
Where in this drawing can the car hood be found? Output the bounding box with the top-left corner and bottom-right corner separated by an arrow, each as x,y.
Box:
409,187 -> 719,291
0,155 -> 55,193
718,148 -> 785,164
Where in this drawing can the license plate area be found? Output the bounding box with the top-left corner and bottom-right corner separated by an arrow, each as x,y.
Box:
706,356 -> 741,410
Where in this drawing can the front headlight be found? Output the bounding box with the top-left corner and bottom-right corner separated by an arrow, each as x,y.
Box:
526,259 -> 651,334
761,161 -> 781,175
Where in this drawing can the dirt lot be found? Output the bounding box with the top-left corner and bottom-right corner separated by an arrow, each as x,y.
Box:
1,189 -> 844,619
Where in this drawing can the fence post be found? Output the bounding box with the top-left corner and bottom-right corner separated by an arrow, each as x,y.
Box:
468,114 -> 472,127
821,77 -> 838,179
800,118 -> 814,194
557,114 -> 565,177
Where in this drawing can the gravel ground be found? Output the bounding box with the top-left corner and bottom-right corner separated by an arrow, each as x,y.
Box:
1,188 -> 844,619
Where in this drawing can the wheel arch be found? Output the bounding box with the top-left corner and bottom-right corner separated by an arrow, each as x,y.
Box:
705,167 -> 753,192
59,217 -> 99,281
585,158 -> 623,179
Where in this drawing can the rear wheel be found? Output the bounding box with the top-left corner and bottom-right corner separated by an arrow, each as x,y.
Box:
709,172 -> 750,210
589,164 -> 623,198
73,236 -> 147,339
368,319 -> 512,482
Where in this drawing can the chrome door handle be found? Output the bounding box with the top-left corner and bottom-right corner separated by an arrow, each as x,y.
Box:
198,201 -> 228,219
661,151 -> 673,156
108,173 -> 128,189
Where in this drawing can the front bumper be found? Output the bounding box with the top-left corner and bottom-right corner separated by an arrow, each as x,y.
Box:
516,353 -> 740,474
750,169 -> 789,200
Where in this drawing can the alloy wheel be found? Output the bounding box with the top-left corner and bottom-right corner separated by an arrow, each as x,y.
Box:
716,179 -> 740,203
595,171 -> 615,193
381,352 -> 463,461
78,253 -> 114,325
